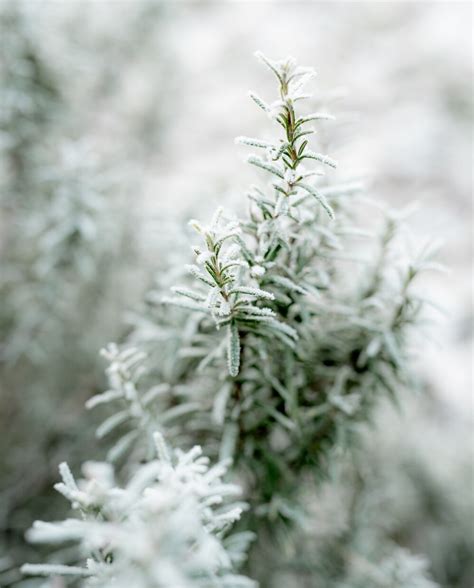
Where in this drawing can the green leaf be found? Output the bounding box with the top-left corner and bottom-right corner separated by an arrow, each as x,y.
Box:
255,51 -> 285,85
213,382 -> 232,425
96,411 -> 129,439
248,91 -> 270,113
297,182 -> 335,219
301,151 -> 337,169
161,402 -> 201,424
247,155 -> 284,179
107,430 -> 139,463
230,286 -> 275,300
171,287 -> 206,302
266,274 -> 307,295
227,321 -> 240,377
161,296 -> 209,313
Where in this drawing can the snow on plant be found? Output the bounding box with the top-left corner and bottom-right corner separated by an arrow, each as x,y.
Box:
21,52 -> 442,587
163,207 -> 297,377
22,433 -> 255,588
85,342 -> 212,466
0,7 -> 145,580
120,52 -> 439,517
0,5 -> 178,585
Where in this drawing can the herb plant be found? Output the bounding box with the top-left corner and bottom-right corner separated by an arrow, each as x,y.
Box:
21,52 -> 440,587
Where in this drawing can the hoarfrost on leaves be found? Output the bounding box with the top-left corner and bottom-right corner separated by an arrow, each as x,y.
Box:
156,52 -> 437,519
21,51 -> 442,588
22,435 -> 255,588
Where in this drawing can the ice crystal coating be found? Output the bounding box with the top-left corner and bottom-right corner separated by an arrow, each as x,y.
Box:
22,435 -> 255,588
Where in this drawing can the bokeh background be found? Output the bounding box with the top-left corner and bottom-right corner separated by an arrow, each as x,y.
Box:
0,1 -> 472,586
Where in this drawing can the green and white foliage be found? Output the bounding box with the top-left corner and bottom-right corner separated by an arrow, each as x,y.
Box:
22,434 -> 255,588
0,2 -> 63,344
0,141 -> 123,583
87,344 -> 175,465
336,548 -> 439,588
164,207 -> 297,377
0,3 -> 124,366
19,52 -> 445,588
0,5 -> 155,578
119,53 -> 437,518
251,421 -> 442,588
2,142 -> 119,364
0,1 -> 61,198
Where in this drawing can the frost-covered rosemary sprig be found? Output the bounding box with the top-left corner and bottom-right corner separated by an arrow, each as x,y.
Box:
18,51 -> 443,588
22,433 -> 256,588
86,344 -> 157,463
164,207 -> 297,377
237,51 -> 336,219
135,53 -> 439,522
87,343 -> 203,464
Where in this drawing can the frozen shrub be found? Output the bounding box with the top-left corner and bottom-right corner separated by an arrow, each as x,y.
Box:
21,53 -> 441,588
101,54 -> 439,516
23,435 -> 255,587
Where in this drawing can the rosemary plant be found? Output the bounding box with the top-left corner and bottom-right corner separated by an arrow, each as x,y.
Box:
93,53 -> 436,515
22,53 -> 440,587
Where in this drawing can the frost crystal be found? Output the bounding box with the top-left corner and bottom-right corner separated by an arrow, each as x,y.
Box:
23,436 -> 255,588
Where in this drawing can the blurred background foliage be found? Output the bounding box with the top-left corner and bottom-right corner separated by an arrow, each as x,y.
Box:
0,1 -> 472,587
